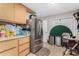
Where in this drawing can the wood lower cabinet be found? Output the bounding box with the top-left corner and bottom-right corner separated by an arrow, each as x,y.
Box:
0,36 -> 30,56
18,37 -> 30,56
19,43 -> 29,52
19,37 -> 29,45
0,39 -> 18,56
19,48 -> 29,56
0,47 -> 18,56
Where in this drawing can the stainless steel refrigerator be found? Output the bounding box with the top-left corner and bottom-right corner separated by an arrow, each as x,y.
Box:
29,15 -> 43,53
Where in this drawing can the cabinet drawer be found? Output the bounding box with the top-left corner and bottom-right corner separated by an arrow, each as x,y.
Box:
19,37 -> 29,45
19,48 -> 29,56
19,43 -> 29,52
0,47 -> 18,56
0,39 -> 18,52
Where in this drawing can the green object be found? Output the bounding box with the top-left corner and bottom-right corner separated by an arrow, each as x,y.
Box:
50,25 -> 72,36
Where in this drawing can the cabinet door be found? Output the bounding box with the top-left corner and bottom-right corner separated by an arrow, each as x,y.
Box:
0,4 -> 14,22
19,48 -> 29,56
19,37 -> 29,45
14,4 -> 27,24
0,48 -> 18,56
0,39 -> 18,56
19,43 -> 29,53
18,37 -> 30,56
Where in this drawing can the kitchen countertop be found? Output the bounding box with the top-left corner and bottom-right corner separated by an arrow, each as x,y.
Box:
0,35 -> 29,42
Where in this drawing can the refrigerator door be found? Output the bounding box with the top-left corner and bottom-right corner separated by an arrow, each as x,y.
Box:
30,17 -> 43,53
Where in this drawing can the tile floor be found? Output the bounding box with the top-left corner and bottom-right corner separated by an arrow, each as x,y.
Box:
28,42 -> 66,56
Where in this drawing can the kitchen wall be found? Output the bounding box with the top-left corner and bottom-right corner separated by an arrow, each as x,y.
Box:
41,11 -> 77,42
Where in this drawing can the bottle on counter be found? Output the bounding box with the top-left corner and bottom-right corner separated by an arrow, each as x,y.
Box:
0,30 -> 6,38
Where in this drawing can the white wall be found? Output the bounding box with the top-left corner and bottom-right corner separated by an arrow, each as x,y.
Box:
48,18 -> 77,36
42,20 -> 48,42
42,11 -> 77,42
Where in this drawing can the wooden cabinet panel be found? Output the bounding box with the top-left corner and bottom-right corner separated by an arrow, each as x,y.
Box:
0,48 -> 18,56
0,36 -> 30,56
14,4 -> 27,24
0,4 -> 14,22
0,39 -> 18,56
19,49 -> 29,56
0,3 -> 28,24
19,43 -> 29,52
19,37 -> 30,56
19,37 -> 29,45
0,40 -> 18,52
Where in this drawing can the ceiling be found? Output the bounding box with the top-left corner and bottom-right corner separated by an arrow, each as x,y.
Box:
23,3 -> 79,17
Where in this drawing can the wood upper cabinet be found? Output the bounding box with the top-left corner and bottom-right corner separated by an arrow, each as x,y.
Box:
14,4 -> 27,24
0,3 -> 28,24
0,4 -> 14,22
